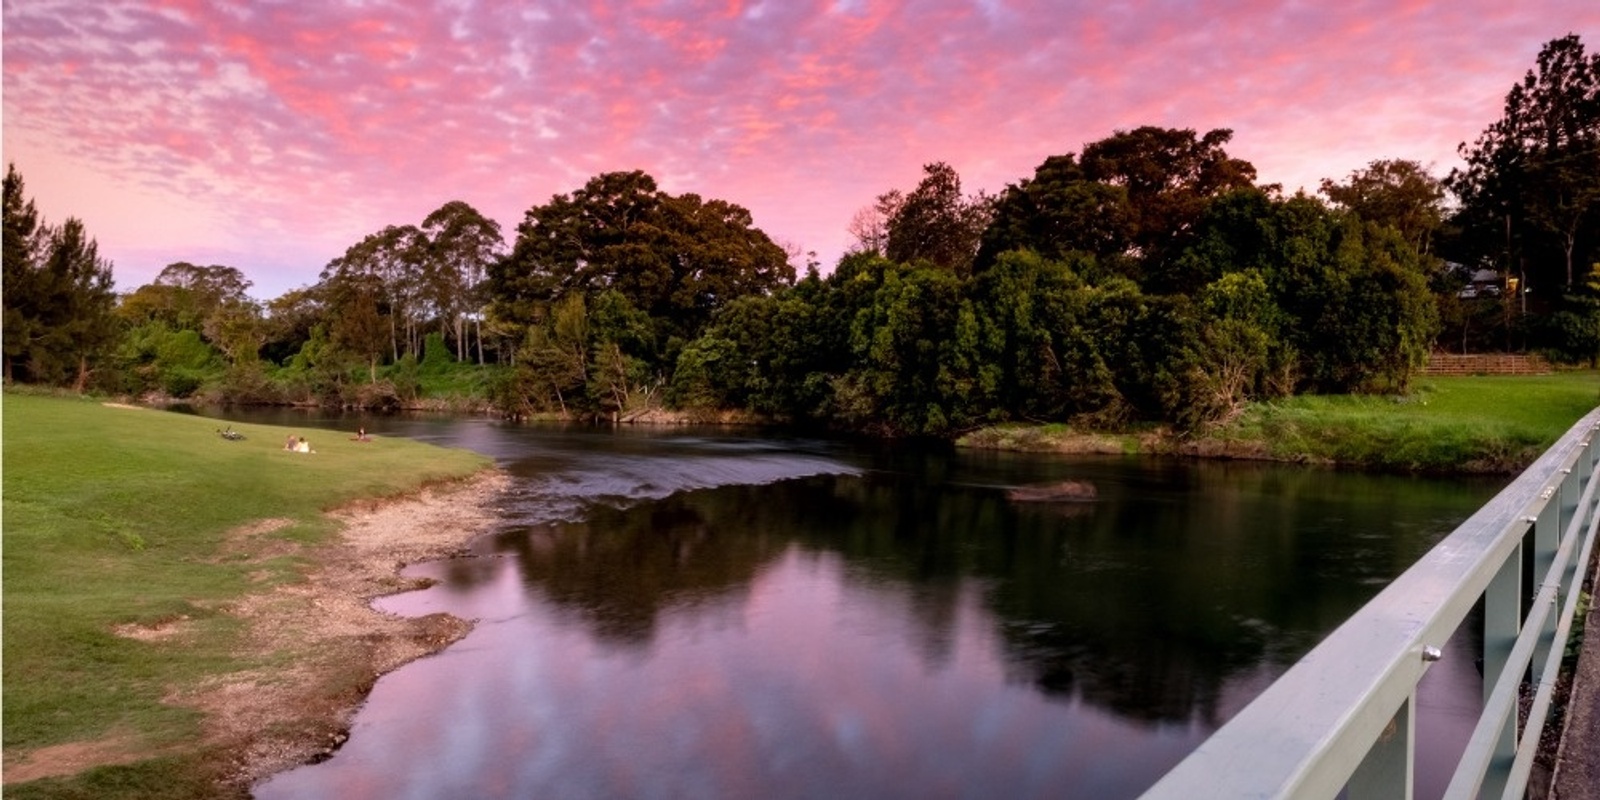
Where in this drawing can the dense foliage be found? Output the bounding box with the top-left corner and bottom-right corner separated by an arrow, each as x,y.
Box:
1445,34 -> 1600,357
3,164 -> 119,390
5,34 -> 1596,434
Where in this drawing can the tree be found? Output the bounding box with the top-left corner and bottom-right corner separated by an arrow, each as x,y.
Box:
976,153 -> 1133,274
260,287 -> 324,365
968,249 -> 1117,421
153,262 -> 252,308
1449,34 -> 1600,292
3,163 -> 47,383
883,162 -> 993,275
1078,126 -> 1259,288
838,262 -> 978,435
322,225 -> 428,363
421,200 -> 505,364
1170,189 -> 1436,394
202,299 -> 267,365
1319,159 -> 1447,258
1188,270 -> 1282,426
654,192 -> 796,339
846,193 -> 899,255
492,170 -> 792,358
119,262 -> 263,365
322,270 -> 389,382
972,128 -> 1257,292
2,164 -> 118,389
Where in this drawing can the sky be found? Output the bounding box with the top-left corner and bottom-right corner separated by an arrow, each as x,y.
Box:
5,1 -> 1600,301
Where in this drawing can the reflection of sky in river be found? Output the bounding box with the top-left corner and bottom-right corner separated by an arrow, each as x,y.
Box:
257,549 -> 1202,800
231,415 -> 1500,800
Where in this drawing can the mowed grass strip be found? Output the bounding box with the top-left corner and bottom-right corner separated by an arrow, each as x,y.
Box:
1223,372 -> 1600,471
1,392 -> 489,796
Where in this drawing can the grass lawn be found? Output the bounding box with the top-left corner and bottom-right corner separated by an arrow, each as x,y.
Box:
1,391 -> 489,798
1220,372 -> 1600,471
961,372 -> 1600,472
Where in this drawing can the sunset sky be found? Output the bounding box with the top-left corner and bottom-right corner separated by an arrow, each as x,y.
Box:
5,0 -> 1600,300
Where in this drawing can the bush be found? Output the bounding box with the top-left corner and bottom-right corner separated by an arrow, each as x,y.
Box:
420,332 -> 453,374
1534,303 -> 1600,366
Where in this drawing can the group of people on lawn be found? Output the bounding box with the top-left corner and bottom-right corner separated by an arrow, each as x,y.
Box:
283,428 -> 370,454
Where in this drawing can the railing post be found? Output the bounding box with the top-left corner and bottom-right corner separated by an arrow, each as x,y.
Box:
1559,466 -> 1577,541
1346,695 -> 1415,799
1531,493 -> 1560,688
1482,536 -> 1522,798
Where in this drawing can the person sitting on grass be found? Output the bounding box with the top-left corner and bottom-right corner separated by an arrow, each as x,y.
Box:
294,436 -> 314,454
351,427 -> 372,442
284,435 -> 298,451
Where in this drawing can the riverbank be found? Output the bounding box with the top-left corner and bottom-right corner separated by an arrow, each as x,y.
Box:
1,393 -> 497,799
207,472 -> 509,790
6,472 -> 509,791
958,373 -> 1600,474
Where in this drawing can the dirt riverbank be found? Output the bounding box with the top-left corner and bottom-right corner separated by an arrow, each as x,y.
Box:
204,469 -> 511,790
1,470 -> 511,794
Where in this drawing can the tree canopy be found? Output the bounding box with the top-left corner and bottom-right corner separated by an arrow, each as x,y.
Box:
3,163 -> 119,389
491,170 -> 793,344
975,127 -> 1259,293
1448,34 -> 1600,292
18,33 -> 1596,433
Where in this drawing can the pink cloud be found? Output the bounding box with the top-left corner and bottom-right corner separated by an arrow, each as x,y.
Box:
5,0 -> 1599,298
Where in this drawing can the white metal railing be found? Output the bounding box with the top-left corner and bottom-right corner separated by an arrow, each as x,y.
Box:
1141,407 -> 1600,799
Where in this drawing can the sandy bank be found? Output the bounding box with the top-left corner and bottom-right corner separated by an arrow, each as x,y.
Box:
197,469 -> 510,790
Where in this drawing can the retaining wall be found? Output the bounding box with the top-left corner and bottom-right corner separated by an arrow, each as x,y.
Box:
1421,353 -> 1552,376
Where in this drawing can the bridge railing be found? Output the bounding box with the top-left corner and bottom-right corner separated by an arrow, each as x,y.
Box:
1142,407 -> 1600,800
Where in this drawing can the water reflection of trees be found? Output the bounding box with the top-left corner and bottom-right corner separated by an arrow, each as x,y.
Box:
484,496 -> 792,645
487,459 -> 1494,724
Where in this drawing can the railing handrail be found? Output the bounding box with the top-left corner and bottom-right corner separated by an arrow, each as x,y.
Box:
1141,407 -> 1600,799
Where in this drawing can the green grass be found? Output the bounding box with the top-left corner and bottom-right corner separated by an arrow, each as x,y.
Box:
1,391 -> 489,797
957,373 -> 1600,472
1218,373 -> 1600,471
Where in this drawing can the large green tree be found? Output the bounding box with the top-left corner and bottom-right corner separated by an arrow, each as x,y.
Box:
119,262 -> 263,365
421,200 -> 504,363
882,162 -> 993,276
491,170 -> 793,354
1077,126 -> 1259,289
1448,34 -> 1600,292
2,164 -> 119,389
968,249 -> 1118,422
321,224 -> 428,363
974,127 -> 1257,292
976,154 -> 1132,274
1179,190 -> 1436,393
3,163 -> 47,383
1319,159 -> 1447,259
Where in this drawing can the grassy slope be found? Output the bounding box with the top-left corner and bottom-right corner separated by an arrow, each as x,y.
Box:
1223,373 -> 1600,471
1,392 -> 488,797
961,373 -> 1600,472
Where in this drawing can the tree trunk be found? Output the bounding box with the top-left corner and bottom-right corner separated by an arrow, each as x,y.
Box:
72,355 -> 89,393
1564,222 -> 1577,288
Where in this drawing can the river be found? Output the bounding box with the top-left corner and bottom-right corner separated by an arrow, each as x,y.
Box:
191,410 -> 1505,799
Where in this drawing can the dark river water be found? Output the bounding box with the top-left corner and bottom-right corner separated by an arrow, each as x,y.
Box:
199,410 -> 1505,800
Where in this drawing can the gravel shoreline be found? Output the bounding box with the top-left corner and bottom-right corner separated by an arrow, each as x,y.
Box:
198,469 -> 511,792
